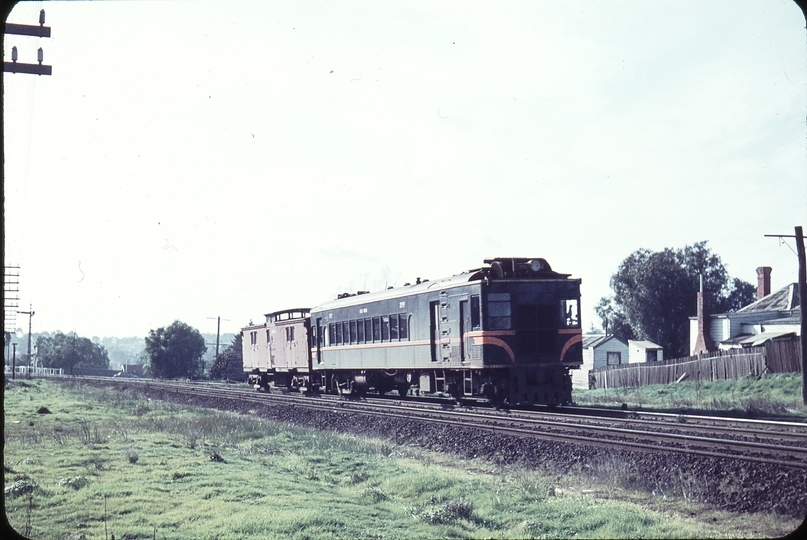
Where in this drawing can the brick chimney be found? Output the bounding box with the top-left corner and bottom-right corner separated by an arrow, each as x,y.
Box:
756,266 -> 772,300
693,276 -> 714,356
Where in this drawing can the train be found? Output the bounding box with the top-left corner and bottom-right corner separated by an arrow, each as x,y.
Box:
242,257 -> 583,406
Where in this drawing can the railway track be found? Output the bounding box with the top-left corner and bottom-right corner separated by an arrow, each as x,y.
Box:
62,376 -> 807,469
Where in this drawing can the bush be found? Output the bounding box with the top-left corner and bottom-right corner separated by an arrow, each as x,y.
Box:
5,480 -> 36,498
415,499 -> 474,524
56,476 -> 89,490
123,448 -> 139,464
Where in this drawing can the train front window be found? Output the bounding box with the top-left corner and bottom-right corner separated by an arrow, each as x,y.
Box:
561,299 -> 580,328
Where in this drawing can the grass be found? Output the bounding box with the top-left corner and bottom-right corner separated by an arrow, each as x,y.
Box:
573,373 -> 807,419
4,377 -> 802,539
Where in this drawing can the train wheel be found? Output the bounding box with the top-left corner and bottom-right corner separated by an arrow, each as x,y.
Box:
397,384 -> 409,398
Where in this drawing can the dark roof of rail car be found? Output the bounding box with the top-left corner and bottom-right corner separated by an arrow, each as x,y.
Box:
311,258 -> 579,312
311,271 -> 482,312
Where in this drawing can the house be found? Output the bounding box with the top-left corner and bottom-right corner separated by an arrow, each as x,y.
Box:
689,266 -> 801,355
628,340 -> 664,363
120,363 -> 144,376
573,334 -> 629,389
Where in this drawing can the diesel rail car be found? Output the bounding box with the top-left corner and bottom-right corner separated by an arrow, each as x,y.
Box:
243,257 -> 583,406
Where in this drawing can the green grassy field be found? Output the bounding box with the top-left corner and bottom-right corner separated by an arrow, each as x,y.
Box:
4,378 -> 801,539
572,373 -> 807,419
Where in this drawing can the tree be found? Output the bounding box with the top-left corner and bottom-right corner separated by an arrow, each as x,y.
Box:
601,242 -> 755,358
594,297 -> 635,343
144,321 -> 207,379
36,332 -> 110,372
210,333 -> 244,381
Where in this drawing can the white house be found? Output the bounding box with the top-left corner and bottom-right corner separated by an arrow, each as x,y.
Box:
573,334 -> 629,390
689,266 -> 801,355
628,340 -> 664,363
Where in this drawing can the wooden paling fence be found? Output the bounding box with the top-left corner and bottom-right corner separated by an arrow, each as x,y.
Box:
589,338 -> 802,390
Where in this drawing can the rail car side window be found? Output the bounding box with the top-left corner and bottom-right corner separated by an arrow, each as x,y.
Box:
390,315 -> 399,340
399,314 -> 409,340
328,323 -> 335,345
561,299 -> 580,328
372,317 -> 381,341
487,293 -> 512,330
381,316 -> 390,341
357,319 -> 365,342
350,320 -> 357,343
365,319 -> 372,343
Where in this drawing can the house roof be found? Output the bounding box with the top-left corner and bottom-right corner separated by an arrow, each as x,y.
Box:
720,334 -> 753,345
629,339 -> 662,350
737,283 -> 800,313
582,334 -> 626,349
736,331 -> 797,347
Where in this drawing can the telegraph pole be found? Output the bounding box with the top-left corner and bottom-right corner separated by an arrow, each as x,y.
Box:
12,343 -> 17,380
212,317 -> 221,361
766,226 -> 807,404
207,317 -> 231,362
795,226 -> 807,405
4,9 -> 52,76
4,265 -> 20,336
17,306 -> 34,368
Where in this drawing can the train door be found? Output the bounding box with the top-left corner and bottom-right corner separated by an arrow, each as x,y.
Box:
429,300 -> 439,362
459,299 -> 468,362
315,317 -> 323,364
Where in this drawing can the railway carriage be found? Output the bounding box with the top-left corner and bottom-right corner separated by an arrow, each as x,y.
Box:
243,308 -> 312,391
243,257 -> 583,406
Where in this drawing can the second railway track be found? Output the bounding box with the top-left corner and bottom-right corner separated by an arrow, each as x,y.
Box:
84,377 -> 807,470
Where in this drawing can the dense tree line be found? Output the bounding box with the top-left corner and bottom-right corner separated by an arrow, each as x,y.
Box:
596,241 -> 756,358
35,332 -> 110,372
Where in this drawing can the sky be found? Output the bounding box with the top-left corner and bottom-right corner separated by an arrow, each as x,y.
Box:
3,0 -> 806,340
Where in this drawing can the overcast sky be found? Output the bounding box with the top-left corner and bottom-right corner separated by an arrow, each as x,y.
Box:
4,0 -> 806,340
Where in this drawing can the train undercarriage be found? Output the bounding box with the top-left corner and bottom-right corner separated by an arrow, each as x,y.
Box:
248,365 -> 574,407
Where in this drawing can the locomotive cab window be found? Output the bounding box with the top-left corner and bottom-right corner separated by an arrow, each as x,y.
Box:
561,299 -> 580,328
487,293 -> 512,330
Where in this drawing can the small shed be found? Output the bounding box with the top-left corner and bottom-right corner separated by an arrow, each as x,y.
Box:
573,334 -> 629,390
628,340 -> 664,363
